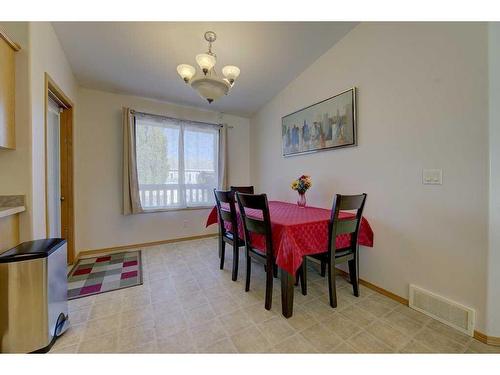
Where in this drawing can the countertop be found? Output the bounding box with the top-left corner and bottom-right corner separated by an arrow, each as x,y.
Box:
0,205 -> 26,218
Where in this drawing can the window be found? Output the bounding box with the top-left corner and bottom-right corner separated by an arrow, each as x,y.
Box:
135,113 -> 220,210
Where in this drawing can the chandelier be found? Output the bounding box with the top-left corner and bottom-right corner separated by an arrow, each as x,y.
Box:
176,31 -> 240,103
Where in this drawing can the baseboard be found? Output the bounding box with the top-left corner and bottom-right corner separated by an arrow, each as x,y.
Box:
473,330 -> 500,346
487,335 -> 500,346
76,232 -> 218,260
335,268 -> 409,306
359,277 -> 410,305
474,331 -> 488,344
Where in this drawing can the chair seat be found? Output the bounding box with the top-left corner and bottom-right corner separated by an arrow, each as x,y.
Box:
310,247 -> 354,260
249,246 -> 266,257
223,231 -> 245,246
246,238 -> 268,256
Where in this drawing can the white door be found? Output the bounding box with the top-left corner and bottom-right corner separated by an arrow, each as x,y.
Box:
47,97 -> 62,238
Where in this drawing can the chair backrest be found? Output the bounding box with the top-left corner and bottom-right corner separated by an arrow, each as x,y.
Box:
235,192 -> 273,258
230,186 -> 255,195
214,189 -> 238,236
328,193 -> 367,253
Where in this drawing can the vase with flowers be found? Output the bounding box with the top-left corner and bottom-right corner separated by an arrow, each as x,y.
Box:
291,175 -> 312,208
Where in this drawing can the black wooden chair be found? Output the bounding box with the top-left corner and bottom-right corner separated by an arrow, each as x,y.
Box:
235,192 -> 276,310
230,186 -> 255,195
214,189 -> 245,281
303,193 -> 367,308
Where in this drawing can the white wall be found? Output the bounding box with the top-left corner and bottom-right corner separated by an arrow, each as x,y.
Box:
29,22 -> 78,239
75,88 -> 250,253
487,22 -> 500,337
250,23 -> 489,331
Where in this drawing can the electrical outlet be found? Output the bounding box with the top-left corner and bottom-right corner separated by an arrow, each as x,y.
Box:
423,169 -> 443,185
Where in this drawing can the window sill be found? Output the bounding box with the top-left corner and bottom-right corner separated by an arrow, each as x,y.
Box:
140,206 -> 213,214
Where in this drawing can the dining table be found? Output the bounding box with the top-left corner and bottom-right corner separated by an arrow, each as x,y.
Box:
206,200 -> 374,318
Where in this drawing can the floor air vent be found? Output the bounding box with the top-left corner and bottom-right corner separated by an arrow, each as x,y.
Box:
409,284 -> 475,336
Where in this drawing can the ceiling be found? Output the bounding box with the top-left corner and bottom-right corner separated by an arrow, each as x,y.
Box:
52,22 -> 357,117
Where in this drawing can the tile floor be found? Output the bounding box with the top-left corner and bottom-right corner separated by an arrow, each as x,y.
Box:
50,238 -> 499,354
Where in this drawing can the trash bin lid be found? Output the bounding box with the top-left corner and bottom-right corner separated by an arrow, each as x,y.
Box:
0,238 -> 67,263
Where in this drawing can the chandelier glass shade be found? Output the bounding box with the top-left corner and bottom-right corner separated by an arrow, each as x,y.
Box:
176,64 -> 196,83
195,53 -> 216,73
177,31 -> 240,103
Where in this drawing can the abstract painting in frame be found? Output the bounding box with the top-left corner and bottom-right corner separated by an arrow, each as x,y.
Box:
282,87 -> 357,157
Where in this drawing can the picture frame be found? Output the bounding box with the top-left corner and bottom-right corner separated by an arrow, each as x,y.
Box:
281,87 -> 357,157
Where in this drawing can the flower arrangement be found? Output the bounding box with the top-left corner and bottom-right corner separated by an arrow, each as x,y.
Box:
291,175 -> 312,195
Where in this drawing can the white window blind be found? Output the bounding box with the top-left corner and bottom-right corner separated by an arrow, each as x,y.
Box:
135,113 -> 220,210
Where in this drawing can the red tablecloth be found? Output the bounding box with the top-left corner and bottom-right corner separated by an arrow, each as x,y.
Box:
206,201 -> 374,275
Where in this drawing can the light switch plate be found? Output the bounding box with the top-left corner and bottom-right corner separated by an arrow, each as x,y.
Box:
423,169 -> 442,185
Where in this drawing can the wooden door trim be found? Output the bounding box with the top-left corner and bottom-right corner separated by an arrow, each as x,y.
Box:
0,27 -> 21,51
44,73 -> 75,264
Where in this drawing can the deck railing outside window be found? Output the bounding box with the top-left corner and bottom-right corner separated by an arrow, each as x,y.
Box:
139,169 -> 216,209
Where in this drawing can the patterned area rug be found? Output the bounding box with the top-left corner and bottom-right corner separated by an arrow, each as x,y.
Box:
67,251 -> 142,300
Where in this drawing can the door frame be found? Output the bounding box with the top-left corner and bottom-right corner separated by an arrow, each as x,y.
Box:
44,73 -> 75,264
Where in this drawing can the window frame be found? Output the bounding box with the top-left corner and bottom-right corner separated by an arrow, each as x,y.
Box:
133,111 -> 221,212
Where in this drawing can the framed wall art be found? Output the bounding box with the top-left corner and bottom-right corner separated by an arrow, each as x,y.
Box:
282,87 -> 357,157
